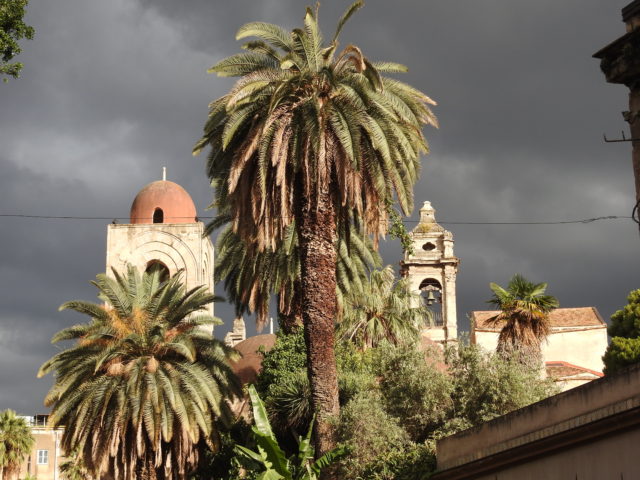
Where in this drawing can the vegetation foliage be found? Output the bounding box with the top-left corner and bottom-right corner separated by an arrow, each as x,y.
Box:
39,266 -> 242,480
486,274 -> 559,362
243,330 -> 557,480
0,0 -> 34,81
233,386 -> 347,480
195,0 -> 437,454
339,266 -> 429,349
215,224 -> 381,331
603,289 -> 640,375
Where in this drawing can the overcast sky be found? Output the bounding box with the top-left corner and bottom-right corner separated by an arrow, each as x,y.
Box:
1,0 -> 638,413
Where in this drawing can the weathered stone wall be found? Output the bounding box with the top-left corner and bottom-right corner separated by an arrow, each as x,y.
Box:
106,222 -> 215,317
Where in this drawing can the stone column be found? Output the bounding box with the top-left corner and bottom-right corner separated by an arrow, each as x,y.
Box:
443,265 -> 458,341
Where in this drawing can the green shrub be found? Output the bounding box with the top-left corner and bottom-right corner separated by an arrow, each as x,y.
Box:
373,344 -> 452,442
445,344 -> 557,428
336,391 -> 410,479
604,289 -> 640,375
357,442 -> 436,480
603,336 -> 640,375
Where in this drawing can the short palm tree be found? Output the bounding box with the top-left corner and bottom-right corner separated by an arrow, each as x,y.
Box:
38,266 -> 242,480
487,274 -> 559,363
215,223 -> 381,333
195,2 -> 436,454
0,409 -> 34,480
339,266 -> 429,349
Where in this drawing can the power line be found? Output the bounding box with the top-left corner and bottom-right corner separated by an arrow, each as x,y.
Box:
0,213 -> 633,225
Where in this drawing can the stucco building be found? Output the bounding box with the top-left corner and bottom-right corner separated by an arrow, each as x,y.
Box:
17,415 -> 64,480
470,308 -> 608,391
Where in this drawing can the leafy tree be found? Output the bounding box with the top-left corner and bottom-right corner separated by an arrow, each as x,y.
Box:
194,1 -> 436,454
215,224 -> 380,333
603,289 -> 640,374
39,266 -> 242,480
234,386 -> 347,480
339,266 -> 429,349
0,0 -> 34,81
486,274 -> 559,363
0,409 -> 34,480
254,332 -> 557,479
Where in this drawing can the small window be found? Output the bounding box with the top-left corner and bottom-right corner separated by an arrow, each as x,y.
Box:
153,208 -> 164,224
37,450 -> 49,465
422,242 -> 436,251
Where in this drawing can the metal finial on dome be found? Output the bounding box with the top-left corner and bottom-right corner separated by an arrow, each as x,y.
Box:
162,166 -> 167,181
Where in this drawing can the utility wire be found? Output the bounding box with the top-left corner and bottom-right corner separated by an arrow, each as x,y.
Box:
0,213 -> 634,225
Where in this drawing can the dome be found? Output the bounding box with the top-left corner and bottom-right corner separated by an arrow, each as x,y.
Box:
231,334 -> 277,385
130,180 -> 197,224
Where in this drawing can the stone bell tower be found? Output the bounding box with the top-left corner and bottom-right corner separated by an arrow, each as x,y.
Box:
105,171 -> 215,321
400,201 -> 460,343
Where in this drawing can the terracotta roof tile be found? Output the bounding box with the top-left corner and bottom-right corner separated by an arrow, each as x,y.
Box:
471,307 -> 605,330
545,361 -> 604,378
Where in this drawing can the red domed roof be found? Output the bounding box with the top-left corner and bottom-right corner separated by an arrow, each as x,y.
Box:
130,180 -> 197,224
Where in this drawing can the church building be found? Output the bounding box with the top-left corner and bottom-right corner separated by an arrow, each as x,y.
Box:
105,172 -> 215,319
400,201 -> 460,344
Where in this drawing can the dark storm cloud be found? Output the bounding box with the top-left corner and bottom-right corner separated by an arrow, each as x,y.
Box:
0,0 -> 638,412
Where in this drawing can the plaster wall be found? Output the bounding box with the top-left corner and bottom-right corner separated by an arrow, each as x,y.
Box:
454,427 -> 640,480
473,326 -> 607,372
18,428 -> 64,480
434,364 -> 640,479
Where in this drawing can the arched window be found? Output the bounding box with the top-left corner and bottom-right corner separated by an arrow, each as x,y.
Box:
419,278 -> 443,326
145,260 -> 170,283
153,208 -> 164,224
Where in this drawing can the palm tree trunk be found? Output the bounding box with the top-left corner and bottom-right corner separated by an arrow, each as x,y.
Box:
295,171 -> 340,460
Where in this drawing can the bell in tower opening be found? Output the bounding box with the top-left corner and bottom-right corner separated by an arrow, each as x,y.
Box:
400,201 -> 460,344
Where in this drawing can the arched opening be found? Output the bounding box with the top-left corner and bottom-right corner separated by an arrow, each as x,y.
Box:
145,260 -> 170,283
153,208 -> 164,224
419,278 -> 443,326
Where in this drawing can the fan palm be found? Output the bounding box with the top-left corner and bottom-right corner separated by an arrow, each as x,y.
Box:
38,266 -> 242,480
215,223 -> 381,333
0,409 -> 35,480
339,266 -> 429,349
194,1 -> 436,454
487,274 -> 559,363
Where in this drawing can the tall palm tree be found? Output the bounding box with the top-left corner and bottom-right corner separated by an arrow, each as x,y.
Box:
339,266 -> 429,349
0,409 -> 34,480
215,222 -> 381,333
194,1 -> 436,454
487,274 -> 559,363
38,267 -> 242,480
